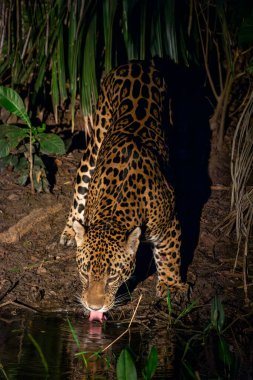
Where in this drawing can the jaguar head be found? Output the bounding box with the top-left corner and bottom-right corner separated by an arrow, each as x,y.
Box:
73,221 -> 141,318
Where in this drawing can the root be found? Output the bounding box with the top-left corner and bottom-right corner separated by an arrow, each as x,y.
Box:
0,204 -> 62,244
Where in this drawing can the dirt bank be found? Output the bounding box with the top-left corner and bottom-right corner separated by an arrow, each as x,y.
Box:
0,147 -> 252,328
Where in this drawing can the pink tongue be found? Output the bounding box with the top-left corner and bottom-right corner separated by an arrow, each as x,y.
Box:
89,310 -> 105,322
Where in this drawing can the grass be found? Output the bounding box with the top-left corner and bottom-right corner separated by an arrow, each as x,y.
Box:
166,288 -> 199,326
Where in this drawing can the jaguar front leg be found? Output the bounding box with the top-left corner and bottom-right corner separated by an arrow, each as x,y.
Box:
60,143 -> 98,246
60,79 -> 112,246
153,215 -> 187,298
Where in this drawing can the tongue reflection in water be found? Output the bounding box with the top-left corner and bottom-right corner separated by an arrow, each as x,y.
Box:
89,310 -> 105,322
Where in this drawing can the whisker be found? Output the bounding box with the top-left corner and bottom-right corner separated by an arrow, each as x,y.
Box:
115,293 -> 132,305
116,294 -> 131,302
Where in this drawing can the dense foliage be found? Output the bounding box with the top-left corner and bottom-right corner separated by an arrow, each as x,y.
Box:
0,1 -> 252,131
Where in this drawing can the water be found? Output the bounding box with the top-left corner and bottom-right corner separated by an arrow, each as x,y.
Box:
0,312 -> 175,379
0,312 -> 250,379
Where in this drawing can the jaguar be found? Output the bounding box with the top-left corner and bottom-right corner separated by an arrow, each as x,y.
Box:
60,61 -> 186,321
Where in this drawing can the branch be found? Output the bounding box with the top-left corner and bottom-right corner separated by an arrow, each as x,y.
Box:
194,0 -> 219,101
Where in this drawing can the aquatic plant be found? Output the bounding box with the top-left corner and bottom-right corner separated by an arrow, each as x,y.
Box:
67,318 -> 88,367
116,348 -> 137,380
28,333 -> 49,374
116,345 -> 158,380
142,346 -> 158,380
181,296 -> 236,378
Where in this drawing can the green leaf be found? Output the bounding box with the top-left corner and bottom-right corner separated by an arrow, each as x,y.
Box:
33,154 -> 45,168
139,1 -> 147,60
116,348 -> 137,380
51,53 -> 60,123
103,0 -> 118,72
0,154 -> 19,168
57,26 -> 67,106
15,156 -> 29,172
68,3 -> 78,131
33,160 -> 48,193
163,0 -> 178,62
36,133 -> 66,155
18,172 -> 29,186
0,125 -> 28,153
36,123 -> 46,134
142,346 -> 158,380
211,295 -> 225,333
175,299 -> 198,323
0,139 -> 10,158
150,2 -> 163,58
81,11 -> 97,119
218,336 -> 233,368
0,87 -> 32,129
0,124 -> 28,139
122,0 -> 138,60
34,56 -> 47,94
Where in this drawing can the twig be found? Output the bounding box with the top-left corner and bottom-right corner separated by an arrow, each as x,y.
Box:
0,300 -> 14,308
194,0 -> 219,101
0,300 -> 38,313
213,39 -> 223,93
218,71 -> 233,148
211,185 -> 230,191
29,128 -> 34,194
0,278 -> 21,302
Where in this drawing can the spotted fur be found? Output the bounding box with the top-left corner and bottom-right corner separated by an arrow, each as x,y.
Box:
60,62 -> 185,312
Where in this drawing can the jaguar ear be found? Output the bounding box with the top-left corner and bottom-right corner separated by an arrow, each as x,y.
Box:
73,220 -> 87,247
126,227 -> 141,255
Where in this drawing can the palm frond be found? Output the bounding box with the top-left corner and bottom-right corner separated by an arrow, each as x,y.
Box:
103,0 -> 118,72
81,10 -> 97,135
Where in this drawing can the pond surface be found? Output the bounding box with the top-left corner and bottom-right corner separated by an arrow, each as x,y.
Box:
0,312 -> 177,379
0,311 -> 251,379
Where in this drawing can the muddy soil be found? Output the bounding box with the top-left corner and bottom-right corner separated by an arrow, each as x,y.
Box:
0,141 -> 252,326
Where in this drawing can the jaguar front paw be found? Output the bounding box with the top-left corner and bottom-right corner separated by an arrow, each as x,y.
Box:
156,281 -> 169,298
60,226 -> 76,247
156,280 -> 189,299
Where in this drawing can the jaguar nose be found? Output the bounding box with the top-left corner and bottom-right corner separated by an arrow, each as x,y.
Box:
86,280 -> 106,311
89,304 -> 103,311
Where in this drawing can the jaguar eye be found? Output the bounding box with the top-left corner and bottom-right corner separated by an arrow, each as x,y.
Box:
107,275 -> 119,285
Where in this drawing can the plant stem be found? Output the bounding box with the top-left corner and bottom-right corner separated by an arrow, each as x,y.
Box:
218,71 -> 233,149
29,128 -> 34,194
